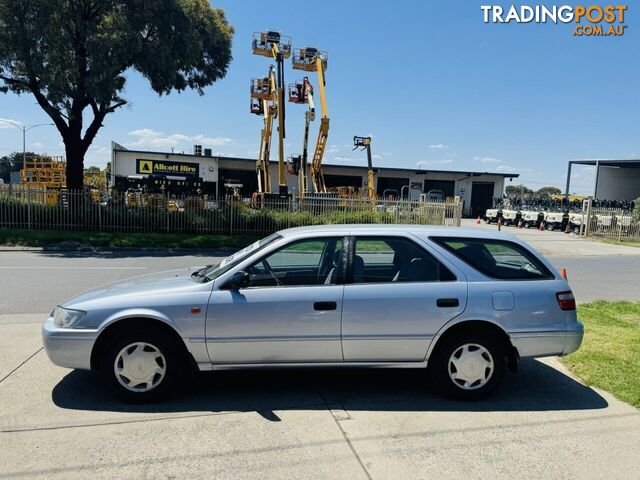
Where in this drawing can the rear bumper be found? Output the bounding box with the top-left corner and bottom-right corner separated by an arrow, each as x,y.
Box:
562,321 -> 584,356
42,317 -> 98,370
510,321 -> 584,358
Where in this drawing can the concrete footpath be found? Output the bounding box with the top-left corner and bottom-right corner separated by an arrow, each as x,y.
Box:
462,218 -> 640,257
1,314 -> 640,479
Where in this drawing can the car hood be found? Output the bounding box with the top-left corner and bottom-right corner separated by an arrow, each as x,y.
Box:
61,267 -> 207,309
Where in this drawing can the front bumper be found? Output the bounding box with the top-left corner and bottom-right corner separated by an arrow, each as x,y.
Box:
42,317 -> 99,370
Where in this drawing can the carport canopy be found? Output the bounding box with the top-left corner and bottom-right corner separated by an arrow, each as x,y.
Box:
565,158 -> 640,201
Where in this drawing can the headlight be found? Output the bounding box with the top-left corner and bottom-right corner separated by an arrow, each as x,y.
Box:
52,306 -> 87,328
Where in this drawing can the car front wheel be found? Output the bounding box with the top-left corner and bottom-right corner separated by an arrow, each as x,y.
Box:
429,331 -> 505,400
100,329 -> 184,402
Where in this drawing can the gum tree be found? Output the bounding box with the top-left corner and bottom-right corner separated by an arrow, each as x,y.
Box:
0,0 -> 233,189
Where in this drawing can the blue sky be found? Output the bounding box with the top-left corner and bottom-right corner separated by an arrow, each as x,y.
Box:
1,1 -> 638,194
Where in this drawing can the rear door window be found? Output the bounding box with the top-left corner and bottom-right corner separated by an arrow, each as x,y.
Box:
430,237 -> 553,280
352,237 -> 456,283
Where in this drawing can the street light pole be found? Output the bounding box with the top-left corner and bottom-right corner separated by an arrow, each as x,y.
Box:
0,120 -> 54,163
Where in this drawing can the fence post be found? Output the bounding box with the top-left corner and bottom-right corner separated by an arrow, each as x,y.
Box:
584,198 -> 593,237
618,218 -> 623,242
27,190 -> 32,230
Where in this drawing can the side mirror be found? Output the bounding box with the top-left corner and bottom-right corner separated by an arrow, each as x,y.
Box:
223,270 -> 250,290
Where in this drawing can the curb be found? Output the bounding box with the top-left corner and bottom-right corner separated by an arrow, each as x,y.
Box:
0,245 -> 240,255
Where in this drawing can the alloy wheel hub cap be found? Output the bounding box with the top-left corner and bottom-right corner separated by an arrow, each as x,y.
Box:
448,343 -> 494,390
114,342 -> 166,392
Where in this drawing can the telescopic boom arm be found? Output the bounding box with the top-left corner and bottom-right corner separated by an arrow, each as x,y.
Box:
353,136 -> 375,199
293,47 -> 329,194
252,30 -> 292,196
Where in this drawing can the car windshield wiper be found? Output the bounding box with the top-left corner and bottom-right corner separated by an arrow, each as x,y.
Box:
191,265 -> 212,281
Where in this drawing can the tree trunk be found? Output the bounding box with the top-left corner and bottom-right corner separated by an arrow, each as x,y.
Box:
63,135 -> 84,190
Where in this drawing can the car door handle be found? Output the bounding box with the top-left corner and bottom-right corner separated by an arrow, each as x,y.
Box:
314,301 -> 337,311
436,298 -> 459,308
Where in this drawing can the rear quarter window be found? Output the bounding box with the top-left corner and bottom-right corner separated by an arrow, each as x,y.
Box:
430,237 -> 554,280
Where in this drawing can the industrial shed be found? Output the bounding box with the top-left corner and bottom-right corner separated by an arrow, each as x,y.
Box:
111,142 -> 519,216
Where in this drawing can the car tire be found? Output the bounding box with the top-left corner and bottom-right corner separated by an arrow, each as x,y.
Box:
546,223 -> 555,231
429,330 -> 506,400
99,328 -> 185,403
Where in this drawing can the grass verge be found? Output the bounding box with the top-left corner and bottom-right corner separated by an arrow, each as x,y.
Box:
601,238 -> 640,248
0,228 -> 259,250
562,301 -> 640,408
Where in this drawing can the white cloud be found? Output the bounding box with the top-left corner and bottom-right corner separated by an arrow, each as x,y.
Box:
372,154 -> 382,159
416,159 -> 453,168
84,145 -> 111,168
0,117 -> 22,128
496,164 -> 516,173
127,128 -> 232,148
473,156 -> 502,163
429,144 -> 448,150
31,142 -> 44,148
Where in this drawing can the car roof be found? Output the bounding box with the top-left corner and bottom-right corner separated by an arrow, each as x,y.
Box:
279,224 -> 517,241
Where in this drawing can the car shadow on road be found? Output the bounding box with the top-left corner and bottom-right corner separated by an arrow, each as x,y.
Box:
51,359 -> 608,415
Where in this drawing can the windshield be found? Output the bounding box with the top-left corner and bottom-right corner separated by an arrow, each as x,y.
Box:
203,233 -> 282,281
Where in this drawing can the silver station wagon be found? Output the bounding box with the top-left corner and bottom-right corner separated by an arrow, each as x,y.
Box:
42,225 -> 583,402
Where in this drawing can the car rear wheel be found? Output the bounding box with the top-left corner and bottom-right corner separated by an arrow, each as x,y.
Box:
429,331 -> 505,400
546,223 -> 555,231
99,329 -> 184,402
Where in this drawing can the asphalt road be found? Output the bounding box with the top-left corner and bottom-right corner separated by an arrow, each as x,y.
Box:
1,248 -> 638,316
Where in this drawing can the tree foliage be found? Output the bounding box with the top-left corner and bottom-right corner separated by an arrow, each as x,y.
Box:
536,186 -> 562,196
0,0 -> 234,188
0,151 -> 37,183
505,184 -> 533,196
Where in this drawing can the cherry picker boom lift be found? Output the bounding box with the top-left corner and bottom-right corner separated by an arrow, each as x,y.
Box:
250,67 -> 277,194
292,47 -> 329,194
287,77 -> 315,195
353,136 -> 375,199
252,30 -> 292,196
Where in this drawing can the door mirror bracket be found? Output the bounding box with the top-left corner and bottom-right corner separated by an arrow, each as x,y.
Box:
222,270 -> 250,290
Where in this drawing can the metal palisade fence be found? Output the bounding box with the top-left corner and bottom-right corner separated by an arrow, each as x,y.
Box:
573,198 -> 640,242
0,186 -> 462,236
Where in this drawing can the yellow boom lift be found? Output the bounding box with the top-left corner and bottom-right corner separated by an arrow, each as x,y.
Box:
252,30 -> 292,196
292,47 -> 329,194
250,66 -> 277,194
287,76 -> 315,195
353,136 -> 375,199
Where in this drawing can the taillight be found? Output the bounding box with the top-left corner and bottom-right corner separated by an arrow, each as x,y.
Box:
556,291 -> 576,311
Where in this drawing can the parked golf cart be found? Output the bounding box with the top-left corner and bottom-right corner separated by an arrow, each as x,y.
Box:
501,209 -> 521,226
485,208 -> 501,224
522,210 -> 544,229
615,214 -> 633,232
543,211 -> 565,231
544,211 -> 571,231
569,213 -> 585,234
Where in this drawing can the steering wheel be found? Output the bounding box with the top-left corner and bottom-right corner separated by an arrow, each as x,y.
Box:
261,259 -> 282,286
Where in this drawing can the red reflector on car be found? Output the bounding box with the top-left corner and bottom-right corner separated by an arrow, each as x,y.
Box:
556,291 -> 576,311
